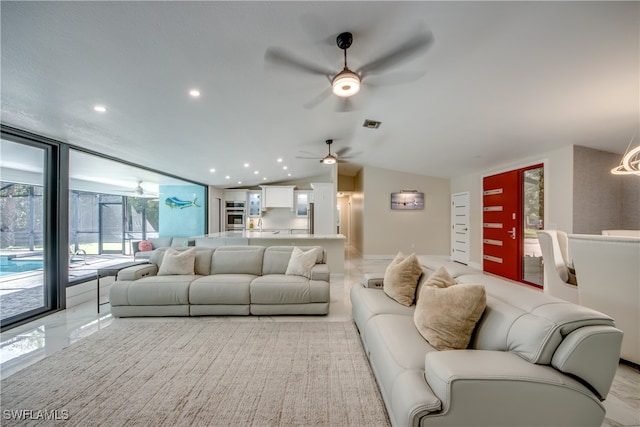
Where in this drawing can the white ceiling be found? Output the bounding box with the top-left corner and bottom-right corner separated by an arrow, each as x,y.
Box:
1,1 -> 638,188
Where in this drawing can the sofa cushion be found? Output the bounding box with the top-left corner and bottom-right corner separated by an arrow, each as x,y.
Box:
149,237 -> 173,248
251,274 -> 328,304
189,274 -> 255,304
414,283 -> 486,351
383,252 -> 423,306
126,276 -> 199,305
285,246 -> 320,278
212,246 -> 264,275
158,247 -> 196,275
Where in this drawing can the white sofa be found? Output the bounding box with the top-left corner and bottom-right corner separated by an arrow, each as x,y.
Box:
111,245 -> 330,317
351,255 -> 623,427
569,234 -> 640,366
131,236 -> 195,261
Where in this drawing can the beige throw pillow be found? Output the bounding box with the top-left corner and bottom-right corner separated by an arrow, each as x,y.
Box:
157,247 -> 196,276
414,283 -> 486,351
383,252 -> 423,306
285,246 -> 319,278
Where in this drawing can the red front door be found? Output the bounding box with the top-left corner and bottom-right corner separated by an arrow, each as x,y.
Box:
483,171 -> 520,281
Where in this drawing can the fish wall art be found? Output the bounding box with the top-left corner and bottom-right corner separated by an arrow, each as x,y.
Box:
165,196 -> 200,209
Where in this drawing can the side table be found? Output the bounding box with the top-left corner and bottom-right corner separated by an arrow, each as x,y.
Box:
97,261 -> 148,313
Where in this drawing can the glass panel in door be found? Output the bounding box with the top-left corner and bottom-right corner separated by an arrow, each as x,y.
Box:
522,166 -> 544,286
99,196 -> 124,254
0,139 -> 47,321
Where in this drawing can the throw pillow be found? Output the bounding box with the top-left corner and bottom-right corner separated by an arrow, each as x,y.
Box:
157,247 -> 196,276
414,283 -> 487,351
285,247 -> 319,278
138,240 -> 153,252
383,252 -> 423,306
415,266 -> 457,303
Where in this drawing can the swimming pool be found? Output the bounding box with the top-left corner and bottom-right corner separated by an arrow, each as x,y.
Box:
0,258 -> 44,276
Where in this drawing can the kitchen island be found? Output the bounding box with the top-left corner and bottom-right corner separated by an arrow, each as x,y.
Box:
194,230 -> 346,273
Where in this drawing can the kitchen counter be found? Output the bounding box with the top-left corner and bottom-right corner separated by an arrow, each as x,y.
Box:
193,231 -> 346,272
204,230 -> 345,239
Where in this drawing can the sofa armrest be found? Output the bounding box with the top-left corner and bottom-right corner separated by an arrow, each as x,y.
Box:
117,264 -> 158,281
423,350 -> 603,425
363,273 -> 384,289
310,263 -> 329,282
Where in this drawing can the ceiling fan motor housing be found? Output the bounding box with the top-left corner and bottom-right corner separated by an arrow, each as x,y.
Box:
336,32 -> 353,50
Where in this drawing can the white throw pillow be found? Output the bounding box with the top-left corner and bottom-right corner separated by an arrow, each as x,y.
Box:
157,247 -> 196,276
285,247 -> 319,278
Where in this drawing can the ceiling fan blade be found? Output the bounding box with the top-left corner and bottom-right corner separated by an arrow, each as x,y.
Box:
357,31 -> 434,78
335,97 -> 359,113
296,155 -> 322,160
265,47 -> 334,76
303,88 -> 332,109
335,147 -> 352,157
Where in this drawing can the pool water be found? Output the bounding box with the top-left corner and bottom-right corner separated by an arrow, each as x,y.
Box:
0,258 -> 44,276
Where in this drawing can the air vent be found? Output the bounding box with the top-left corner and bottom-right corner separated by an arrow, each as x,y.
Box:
363,119 -> 381,129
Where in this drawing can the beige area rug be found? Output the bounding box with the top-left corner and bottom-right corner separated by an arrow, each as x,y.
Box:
1,319 -> 390,427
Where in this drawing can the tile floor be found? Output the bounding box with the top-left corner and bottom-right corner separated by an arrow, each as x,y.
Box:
1,249 -> 638,426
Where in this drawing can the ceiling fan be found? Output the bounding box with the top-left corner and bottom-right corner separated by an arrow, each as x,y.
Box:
128,181 -> 158,197
265,28 -> 433,110
297,139 -> 356,165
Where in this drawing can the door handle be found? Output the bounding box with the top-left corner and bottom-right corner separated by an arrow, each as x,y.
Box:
508,227 -> 516,239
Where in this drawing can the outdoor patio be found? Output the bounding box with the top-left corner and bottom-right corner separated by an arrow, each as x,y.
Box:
0,254 -> 135,320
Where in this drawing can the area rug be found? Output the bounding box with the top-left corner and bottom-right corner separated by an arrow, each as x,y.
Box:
1,319 -> 390,426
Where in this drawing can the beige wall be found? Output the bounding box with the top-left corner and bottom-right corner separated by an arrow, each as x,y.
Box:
352,170 -> 365,255
360,166 -> 450,258
451,145 -> 574,267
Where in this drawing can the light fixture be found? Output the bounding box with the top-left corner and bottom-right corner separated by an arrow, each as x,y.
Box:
321,139 -> 338,164
611,134 -> 640,176
331,32 -> 361,98
93,105 -> 107,113
209,168 -> 216,173
332,69 -> 361,97
321,154 -> 337,165
189,89 -> 200,97
244,163 -> 250,168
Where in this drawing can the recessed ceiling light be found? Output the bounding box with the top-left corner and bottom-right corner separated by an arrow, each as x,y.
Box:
287,173 -> 292,177
254,171 -> 259,175
189,89 -> 200,97
209,168 -> 216,173
283,166 -> 288,170
263,177 -> 267,181
93,105 -> 107,113
277,158 -> 283,163
244,163 -> 250,168
237,181 -> 242,184
225,175 -> 230,179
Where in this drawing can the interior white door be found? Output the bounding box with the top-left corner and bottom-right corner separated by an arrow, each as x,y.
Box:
451,192 -> 470,264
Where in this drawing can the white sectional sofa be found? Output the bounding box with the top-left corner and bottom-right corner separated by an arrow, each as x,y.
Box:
110,245 -> 330,317
351,255 -> 623,427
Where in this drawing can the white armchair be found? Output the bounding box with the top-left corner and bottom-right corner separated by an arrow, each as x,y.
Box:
569,234 -> 640,365
537,230 -> 579,303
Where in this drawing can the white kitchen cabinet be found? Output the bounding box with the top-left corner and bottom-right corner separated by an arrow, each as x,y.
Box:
261,185 -> 295,209
224,190 -> 248,203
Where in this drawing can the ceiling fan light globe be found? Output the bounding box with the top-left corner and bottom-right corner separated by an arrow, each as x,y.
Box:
322,155 -> 337,165
332,69 -> 360,97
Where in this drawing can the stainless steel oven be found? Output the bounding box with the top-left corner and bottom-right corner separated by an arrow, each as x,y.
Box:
225,201 -> 246,230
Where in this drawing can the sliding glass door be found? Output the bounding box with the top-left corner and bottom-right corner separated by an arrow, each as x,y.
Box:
0,138 -> 50,323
